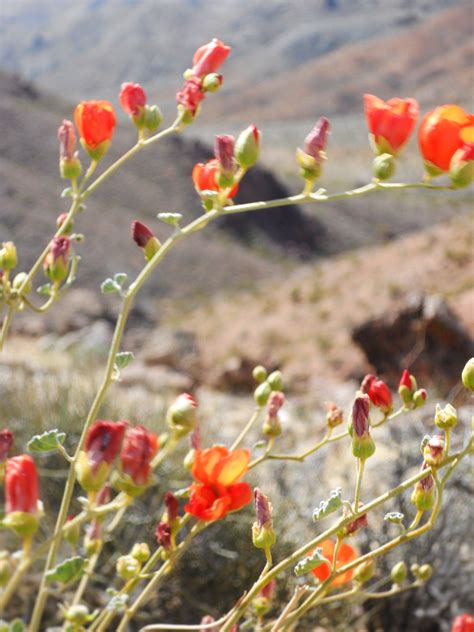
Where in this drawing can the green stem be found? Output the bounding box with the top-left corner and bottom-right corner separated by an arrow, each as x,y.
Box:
230,406 -> 263,451
353,458 -> 366,511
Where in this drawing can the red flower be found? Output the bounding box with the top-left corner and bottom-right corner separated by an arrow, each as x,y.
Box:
419,105 -> 474,172
310,539 -> 357,586
184,446 -> 252,521
74,100 -> 116,152
192,159 -> 239,198
452,614 -> 474,632
120,425 -> 159,486
5,455 -> 40,514
176,77 -> 205,115
192,38 -> 231,78
85,420 -> 128,472
364,94 -> 419,155
367,378 -> 393,413
119,82 -> 146,117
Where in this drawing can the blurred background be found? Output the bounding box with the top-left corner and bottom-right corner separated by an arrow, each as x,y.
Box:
0,0 -> 473,630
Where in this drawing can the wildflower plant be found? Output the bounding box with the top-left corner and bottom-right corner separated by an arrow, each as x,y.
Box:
0,38 -> 473,632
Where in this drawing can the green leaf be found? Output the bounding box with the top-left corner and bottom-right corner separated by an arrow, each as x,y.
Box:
114,351 -> 134,370
157,212 -> 183,226
37,284 -> 52,296
27,429 -> 66,453
113,273 -> 128,287
45,556 -> 86,584
312,487 -> 342,521
100,278 -> 120,294
294,548 -> 329,577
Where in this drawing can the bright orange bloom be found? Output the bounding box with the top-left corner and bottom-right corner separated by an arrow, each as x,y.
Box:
310,539 -> 358,586
418,105 -> 474,172
74,100 -> 116,156
364,94 -> 419,155
184,446 -> 252,521
192,159 -> 239,198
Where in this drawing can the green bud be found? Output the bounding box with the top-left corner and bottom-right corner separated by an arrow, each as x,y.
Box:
202,73 -> 223,93
252,365 -> 267,383
166,393 -> 197,438
64,604 -> 92,625
390,561 -> 407,584
267,370 -> 283,392
462,358 -> 474,391
3,511 -> 40,538
0,242 -> 17,271
253,596 -> 271,617
372,153 -> 396,181
413,389 -> 427,409
12,272 -> 31,295
60,157 -> 82,181
116,554 -> 140,581
434,403 -> 458,430
351,434 -> 376,460
144,105 -> 163,133
254,382 -> 271,407
417,563 -> 433,582
354,559 -> 375,584
411,481 -> 435,511
235,125 -> 260,168
252,522 -> 277,550
131,543 -> 150,563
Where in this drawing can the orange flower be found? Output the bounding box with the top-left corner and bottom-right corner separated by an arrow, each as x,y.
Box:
192,159 -> 239,198
184,446 -> 252,521
418,105 -> 474,173
310,539 -> 358,586
364,94 -> 419,155
74,100 -> 116,160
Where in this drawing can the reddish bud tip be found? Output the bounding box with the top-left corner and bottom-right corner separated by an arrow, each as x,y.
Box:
164,491 -> 179,523
399,369 -> 412,390
304,117 -> 330,161
155,521 -> 172,550
254,488 -> 273,528
131,220 -> 155,248
352,393 -> 370,438
119,82 -> 147,117
192,38 -> 231,78
58,119 -> 76,161
214,134 -> 235,174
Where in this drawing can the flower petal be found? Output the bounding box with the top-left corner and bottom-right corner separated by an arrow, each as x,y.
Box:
214,449 -> 250,486
192,446 -> 229,485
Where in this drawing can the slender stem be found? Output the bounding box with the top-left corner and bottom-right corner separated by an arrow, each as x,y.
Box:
0,305 -> 14,351
408,509 -> 424,531
270,586 -> 309,632
70,552 -> 99,607
353,458 -> 366,511
230,406 -> 263,451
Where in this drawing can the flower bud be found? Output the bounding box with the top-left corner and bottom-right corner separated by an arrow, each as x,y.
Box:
235,125 -> 260,168
253,578 -> 277,617
390,561 -> 407,584
155,521 -> 172,550
119,82 -> 147,126
263,391 -> 284,437
350,393 -> 375,460
267,370 -> 283,391
64,515 -> 81,548
434,403 -> 458,430
252,488 -> 276,550
367,377 -> 393,414
144,104 -> 163,133
344,503 -> 368,536
0,242 -> 17,271
411,465 -> 435,511
296,117 -> 330,183
12,272 -> 31,295
116,554 -> 140,581
58,119 -> 82,180
254,381 -> 271,407
192,39 -> 231,78
166,393 -> 197,437
214,134 -> 236,188
75,420 -> 127,494
56,212 -> 74,235
372,152 -> 396,181
253,365 -> 267,383
365,95 -> 419,156
450,143 -> 474,188
131,542 -> 150,563
398,369 -> 419,408
74,100 -> 116,161
423,435 -> 445,467
354,559 -> 375,584
176,77 -> 205,119
4,455 -> 41,538
114,425 -> 159,496
131,220 -> 161,261
413,388 -> 427,409
325,401 -> 344,428
43,236 -> 70,284
163,491 -> 180,524
202,73 -> 223,93
461,358 -> 474,391
416,563 -> 433,582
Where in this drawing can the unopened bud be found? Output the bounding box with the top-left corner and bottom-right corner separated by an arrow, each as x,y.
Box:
267,370 -> 283,391
252,488 -> 276,550
254,381 -> 271,407
434,403 -> 458,430
57,212 -> 74,235
416,563 -> 433,582
58,120 -> 82,180
166,393 -> 197,437
43,236 -> 70,283
461,358 -> 474,392
64,604 -> 93,625
450,144 -> 474,188
423,435 -> 445,466
350,393 -> 375,459
413,388 -> 427,409
131,542 -> 150,563
354,559 -> 375,584
144,104 -> 163,133
0,242 -> 17,271
235,125 -> 260,168
253,365 -> 267,383
390,561 -> 407,584
156,521 -> 172,550
119,82 -> 147,123
202,73 -> 223,93
372,152 -> 396,181
411,467 -> 435,511
131,220 -> 161,261
214,134 -> 236,188
325,402 -> 343,428
12,272 -> 31,295
64,516 -> 81,548
116,554 -> 140,581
